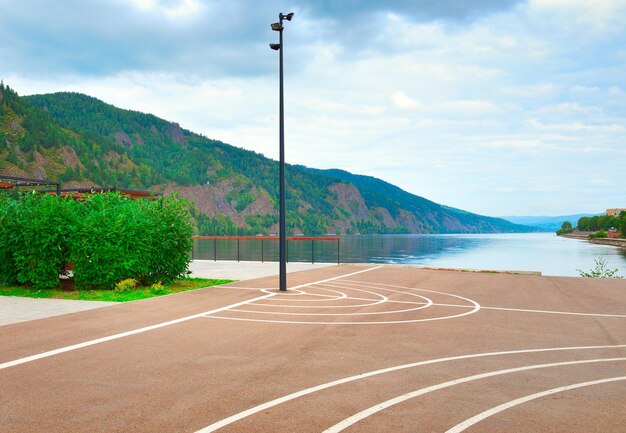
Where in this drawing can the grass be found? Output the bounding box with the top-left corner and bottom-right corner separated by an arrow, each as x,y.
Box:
0,278 -> 235,302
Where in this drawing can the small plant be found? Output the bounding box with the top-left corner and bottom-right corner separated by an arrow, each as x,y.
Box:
115,278 -> 138,292
149,281 -> 167,295
577,258 -> 623,278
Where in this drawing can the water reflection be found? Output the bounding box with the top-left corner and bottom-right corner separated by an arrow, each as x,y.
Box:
193,233 -> 626,277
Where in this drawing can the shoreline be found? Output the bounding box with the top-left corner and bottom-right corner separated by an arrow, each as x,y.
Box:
560,232 -> 626,248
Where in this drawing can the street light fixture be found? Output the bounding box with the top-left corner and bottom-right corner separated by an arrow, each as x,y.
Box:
270,11 -> 294,292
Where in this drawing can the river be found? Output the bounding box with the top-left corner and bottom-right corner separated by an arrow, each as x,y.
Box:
192,233 -> 626,277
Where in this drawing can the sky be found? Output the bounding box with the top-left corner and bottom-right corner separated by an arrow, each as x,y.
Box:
1,0 -> 625,217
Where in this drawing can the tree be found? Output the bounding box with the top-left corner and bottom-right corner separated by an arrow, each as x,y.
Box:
577,216 -> 590,231
556,220 -> 574,235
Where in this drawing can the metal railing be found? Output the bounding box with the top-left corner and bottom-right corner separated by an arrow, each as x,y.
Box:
192,236 -> 340,264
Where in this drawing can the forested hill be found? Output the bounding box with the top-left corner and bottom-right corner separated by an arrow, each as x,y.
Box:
0,83 -> 533,234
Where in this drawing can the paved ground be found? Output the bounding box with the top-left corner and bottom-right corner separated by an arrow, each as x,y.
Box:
1,264 -> 625,432
0,260 -> 332,326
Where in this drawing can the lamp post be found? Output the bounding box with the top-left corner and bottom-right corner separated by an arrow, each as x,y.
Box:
270,12 -> 294,292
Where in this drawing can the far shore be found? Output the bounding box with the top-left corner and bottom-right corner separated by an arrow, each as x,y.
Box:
560,231 -> 626,248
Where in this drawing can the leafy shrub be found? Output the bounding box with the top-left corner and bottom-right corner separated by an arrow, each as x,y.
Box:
71,193 -> 150,288
115,278 -> 138,292
0,194 -> 19,284
590,230 -> 608,238
0,191 -> 193,290
70,192 -> 193,289
150,281 -> 166,295
4,193 -> 75,289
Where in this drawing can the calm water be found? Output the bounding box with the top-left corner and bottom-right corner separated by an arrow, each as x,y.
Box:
192,233 -> 626,277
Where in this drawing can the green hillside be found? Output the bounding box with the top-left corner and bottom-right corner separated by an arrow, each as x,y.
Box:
1,83 -> 533,235
307,168 -> 528,233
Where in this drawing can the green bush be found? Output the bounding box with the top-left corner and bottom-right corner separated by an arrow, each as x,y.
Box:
70,192 -> 193,289
142,194 -> 194,284
0,194 -> 20,284
0,191 -> 193,289
7,193 -> 75,289
590,230 -> 608,239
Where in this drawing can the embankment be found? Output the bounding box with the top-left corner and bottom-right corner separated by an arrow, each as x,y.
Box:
560,232 -> 626,248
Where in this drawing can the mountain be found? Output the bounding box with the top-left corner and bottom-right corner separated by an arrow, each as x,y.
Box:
500,214 -> 601,232
1,83 -> 533,235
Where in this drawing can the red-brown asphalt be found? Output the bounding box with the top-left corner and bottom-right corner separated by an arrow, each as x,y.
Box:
1,264 -> 625,433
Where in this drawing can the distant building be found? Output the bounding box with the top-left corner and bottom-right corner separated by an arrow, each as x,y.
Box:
606,208 -> 626,217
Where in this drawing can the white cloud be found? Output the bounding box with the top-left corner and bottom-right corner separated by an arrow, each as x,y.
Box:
391,92 -> 422,110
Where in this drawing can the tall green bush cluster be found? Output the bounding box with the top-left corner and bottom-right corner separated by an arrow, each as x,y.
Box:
0,192 -> 193,289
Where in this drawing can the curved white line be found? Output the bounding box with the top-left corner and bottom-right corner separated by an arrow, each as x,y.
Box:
193,344 -> 626,432
242,287 -> 432,315
445,376 -> 626,433
261,288 -> 306,296
255,286 -> 385,308
205,305 -> 477,324
209,282 -> 479,324
323,357 -> 626,433
232,294 -> 432,317
262,287 -> 348,302
339,280 -> 481,311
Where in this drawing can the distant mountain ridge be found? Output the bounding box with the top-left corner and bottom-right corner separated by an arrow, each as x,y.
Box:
501,214 -> 601,231
0,83 -> 534,235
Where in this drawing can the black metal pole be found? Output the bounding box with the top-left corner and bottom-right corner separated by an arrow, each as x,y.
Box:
337,239 -> 340,265
278,15 -> 287,291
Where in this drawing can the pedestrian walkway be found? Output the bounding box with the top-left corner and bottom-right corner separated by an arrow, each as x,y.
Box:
0,296 -> 114,326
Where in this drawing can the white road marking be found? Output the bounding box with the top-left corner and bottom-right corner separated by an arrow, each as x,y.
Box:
251,286 -> 393,310
194,344 -> 626,432
257,287 -> 351,303
445,376 -> 626,433
323,357 -> 626,433
286,266 -> 383,290
232,295 -> 432,316
204,308 -> 477,324
206,279 -> 480,324
480,305 -> 626,318
345,280 -> 626,318
0,293 -> 275,371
